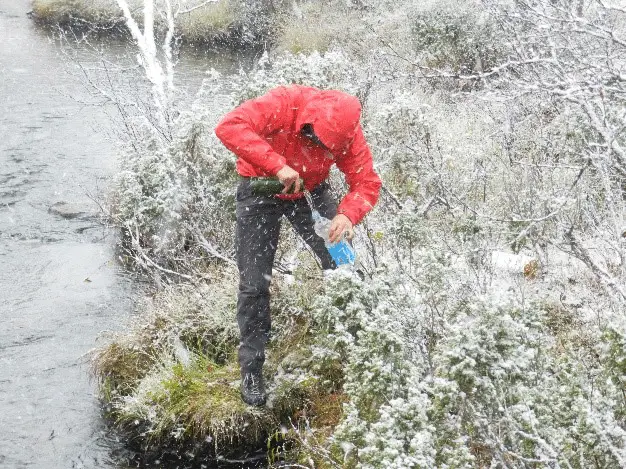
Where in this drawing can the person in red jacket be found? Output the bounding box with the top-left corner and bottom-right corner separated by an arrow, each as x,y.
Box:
215,84 -> 381,406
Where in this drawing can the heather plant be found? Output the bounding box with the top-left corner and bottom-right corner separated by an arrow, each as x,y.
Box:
295,276 -> 626,468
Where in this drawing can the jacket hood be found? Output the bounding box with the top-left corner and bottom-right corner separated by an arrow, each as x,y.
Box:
295,90 -> 362,153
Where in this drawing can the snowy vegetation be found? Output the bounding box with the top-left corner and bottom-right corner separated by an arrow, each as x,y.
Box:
31,0 -> 271,46
76,0 -> 626,466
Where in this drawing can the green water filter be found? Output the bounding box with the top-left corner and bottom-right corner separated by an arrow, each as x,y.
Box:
248,177 -> 304,196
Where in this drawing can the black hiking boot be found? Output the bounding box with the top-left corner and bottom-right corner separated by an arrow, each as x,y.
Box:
240,371 -> 266,406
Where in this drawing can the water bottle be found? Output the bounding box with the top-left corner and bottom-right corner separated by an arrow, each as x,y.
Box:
311,209 -> 356,267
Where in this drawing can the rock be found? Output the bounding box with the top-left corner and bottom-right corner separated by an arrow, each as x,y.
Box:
48,201 -> 94,220
491,250 -> 538,276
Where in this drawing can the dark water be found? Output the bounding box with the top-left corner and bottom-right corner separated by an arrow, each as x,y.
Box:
0,2 -> 246,467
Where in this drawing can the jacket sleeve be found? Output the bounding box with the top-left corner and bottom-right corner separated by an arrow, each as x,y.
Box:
214,88 -> 291,175
335,126 -> 382,225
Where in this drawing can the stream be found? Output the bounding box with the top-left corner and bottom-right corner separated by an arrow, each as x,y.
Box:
0,1 -> 248,467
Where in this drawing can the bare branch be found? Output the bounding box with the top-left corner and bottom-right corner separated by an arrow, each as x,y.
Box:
176,0 -> 219,16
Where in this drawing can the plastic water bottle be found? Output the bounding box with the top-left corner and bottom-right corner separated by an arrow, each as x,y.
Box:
311,209 -> 356,267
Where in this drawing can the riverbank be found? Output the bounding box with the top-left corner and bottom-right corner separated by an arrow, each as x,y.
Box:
30,0 -> 360,52
30,0 -> 263,47
91,272 -> 346,465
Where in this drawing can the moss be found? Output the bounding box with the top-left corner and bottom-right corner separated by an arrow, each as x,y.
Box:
107,349 -> 338,459
91,270 -> 352,462
147,356 -> 275,446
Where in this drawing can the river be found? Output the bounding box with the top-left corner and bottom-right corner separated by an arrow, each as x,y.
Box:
0,1 -> 245,467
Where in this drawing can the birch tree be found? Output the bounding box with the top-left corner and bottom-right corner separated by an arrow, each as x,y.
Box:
113,0 -> 219,138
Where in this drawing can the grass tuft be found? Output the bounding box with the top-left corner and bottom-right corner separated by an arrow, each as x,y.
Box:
31,0 -> 124,29
91,340 -> 157,398
178,0 -> 238,44
273,3 -> 361,54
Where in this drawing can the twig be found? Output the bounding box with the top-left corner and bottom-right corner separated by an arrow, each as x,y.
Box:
176,0 -> 219,15
380,185 -> 403,209
188,224 -> 236,266
563,227 -> 626,300
127,221 -> 195,281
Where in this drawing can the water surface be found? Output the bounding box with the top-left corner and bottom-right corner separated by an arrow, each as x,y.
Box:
0,2 -> 245,467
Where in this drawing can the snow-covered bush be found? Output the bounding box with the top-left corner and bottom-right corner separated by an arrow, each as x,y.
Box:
367,92 -> 431,199
111,49 -> 362,277
301,269 -> 432,468
410,0 -> 503,75
93,0 -> 626,465
112,112 -> 239,274
477,0 -> 626,303
295,272 -> 626,468
227,49 -> 362,104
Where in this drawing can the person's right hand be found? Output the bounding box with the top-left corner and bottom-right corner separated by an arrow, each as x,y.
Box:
276,165 -> 301,193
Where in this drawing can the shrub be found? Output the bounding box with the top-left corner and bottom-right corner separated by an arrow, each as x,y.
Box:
112,112 -> 239,274
291,271 -> 626,468
410,0 -> 503,75
222,49 -> 362,104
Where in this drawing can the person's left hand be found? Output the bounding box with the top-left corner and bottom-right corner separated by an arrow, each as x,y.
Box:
328,214 -> 354,244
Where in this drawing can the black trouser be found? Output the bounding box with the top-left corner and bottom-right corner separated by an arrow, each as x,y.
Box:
235,179 -> 337,375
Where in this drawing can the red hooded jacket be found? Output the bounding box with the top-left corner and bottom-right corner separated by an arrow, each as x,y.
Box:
214,85 -> 381,225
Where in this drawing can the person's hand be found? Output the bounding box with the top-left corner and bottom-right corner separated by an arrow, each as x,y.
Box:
276,165 -> 301,193
328,214 -> 354,244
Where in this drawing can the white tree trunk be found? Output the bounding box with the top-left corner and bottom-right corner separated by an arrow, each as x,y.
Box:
115,0 -> 173,133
